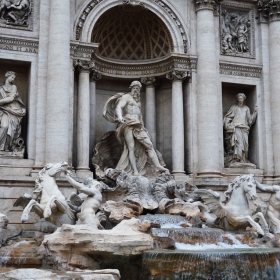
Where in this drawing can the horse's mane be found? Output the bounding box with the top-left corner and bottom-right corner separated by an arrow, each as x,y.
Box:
224,174 -> 254,203
32,164 -> 52,200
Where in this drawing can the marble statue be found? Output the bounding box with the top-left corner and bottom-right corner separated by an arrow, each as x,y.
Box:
224,93 -> 257,167
0,0 -> 31,26
14,162 -> 75,226
0,213 -> 8,229
255,180 -> 280,234
102,81 -> 167,176
0,71 -> 26,154
195,174 -> 270,236
65,171 -> 103,229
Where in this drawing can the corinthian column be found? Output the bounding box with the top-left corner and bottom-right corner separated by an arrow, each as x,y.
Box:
73,60 -> 95,178
195,0 -> 223,177
166,70 -> 188,175
258,1 -> 280,179
141,77 -> 156,145
45,0 -> 71,163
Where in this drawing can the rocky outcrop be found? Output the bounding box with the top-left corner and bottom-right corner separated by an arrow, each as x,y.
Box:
42,218 -> 153,271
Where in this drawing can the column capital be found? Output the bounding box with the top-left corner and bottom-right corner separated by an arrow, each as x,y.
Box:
90,70 -> 102,82
166,70 -> 190,82
141,77 -> 156,87
73,59 -> 95,72
257,0 -> 280,23
194,0 -> 223,12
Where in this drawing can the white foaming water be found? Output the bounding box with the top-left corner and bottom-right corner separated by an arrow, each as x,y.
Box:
175,242 -> 251,250
161,224 -> 183,229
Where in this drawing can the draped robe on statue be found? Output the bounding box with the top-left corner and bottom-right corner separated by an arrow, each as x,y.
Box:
223,104 -> 257,166
102,93 -> 165,176
0,84 -> 26,151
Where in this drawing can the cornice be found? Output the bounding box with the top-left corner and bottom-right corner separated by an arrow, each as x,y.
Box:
91,52 -> 197,78
220,62 -> 262,78
0,35 -> 38,54
70,41 -> 99,60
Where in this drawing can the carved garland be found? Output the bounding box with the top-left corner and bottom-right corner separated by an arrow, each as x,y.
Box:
75,0 -> 189,53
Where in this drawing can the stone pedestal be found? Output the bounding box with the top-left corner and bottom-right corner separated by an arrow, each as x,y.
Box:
195,0 -> 223,177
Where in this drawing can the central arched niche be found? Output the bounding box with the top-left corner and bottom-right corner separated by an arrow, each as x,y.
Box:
91,5 -> 173,61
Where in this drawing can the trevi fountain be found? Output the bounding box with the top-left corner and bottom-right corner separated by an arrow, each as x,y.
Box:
1,0 -> 280,279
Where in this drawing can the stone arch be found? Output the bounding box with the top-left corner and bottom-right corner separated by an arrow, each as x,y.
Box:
75,0 -> 190,54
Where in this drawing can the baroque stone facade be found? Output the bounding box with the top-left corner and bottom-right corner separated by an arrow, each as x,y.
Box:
0,0 -> 280,229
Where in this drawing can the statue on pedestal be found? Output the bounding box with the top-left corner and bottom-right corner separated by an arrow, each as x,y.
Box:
0,71 -> 26,156
93,80 -> 167,178
223,93 -> 257,168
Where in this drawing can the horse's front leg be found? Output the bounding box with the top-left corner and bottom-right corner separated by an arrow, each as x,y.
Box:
252,212 -> 269,233
234,215 -> 264,236
43,195 -> 68,218
21,199 -> 44,223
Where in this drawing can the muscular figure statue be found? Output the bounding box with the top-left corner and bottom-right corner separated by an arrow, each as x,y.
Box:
255,180 -> 280,234
103,81 -> 167,176
65,171 -> 103,229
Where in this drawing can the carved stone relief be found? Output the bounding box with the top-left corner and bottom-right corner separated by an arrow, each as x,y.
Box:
257,0 -> 280,23
0,0 -> 33,31
220,3 -> 255,58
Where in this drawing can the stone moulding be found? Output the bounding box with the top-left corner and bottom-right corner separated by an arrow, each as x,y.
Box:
0,0 -> 33,31
70,41 -> 99,61
91,52 -> 197,78
220,1 -> 255,59
75,0 -> 189,53
219,62 -> 262,78
0,35 -> 38,54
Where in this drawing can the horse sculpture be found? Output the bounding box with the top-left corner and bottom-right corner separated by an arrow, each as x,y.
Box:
195,174 -> 269,236
14,162 -> 75,226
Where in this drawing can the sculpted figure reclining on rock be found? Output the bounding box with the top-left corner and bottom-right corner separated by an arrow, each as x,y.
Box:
101,81 -> 167,177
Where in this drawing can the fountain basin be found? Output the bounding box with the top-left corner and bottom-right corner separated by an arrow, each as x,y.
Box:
142,248 -> 280,280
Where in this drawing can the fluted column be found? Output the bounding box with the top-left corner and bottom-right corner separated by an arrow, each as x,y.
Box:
141,77 -> 156,145
195,0 -> 223,177
90,71 -> 102,165
74,60 -> 95,177
45,0 -> 71,163
258,1 -> 280,179
166,70 -> 188,175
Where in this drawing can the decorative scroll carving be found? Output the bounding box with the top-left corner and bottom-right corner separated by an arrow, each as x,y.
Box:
194,0 -> 223,12
141,77 -> 156,87
220,3 -> 255,58
166,70 -> 190,81
92,52 -> 197,78
91,71 -> 102,82
75,0 -> 189,53
73,59 -> 95,72
220,63 -> 262,78
0,0 -> 33,30
119,0 -> 145,8
0,36 -> 38,53
257,0 -> 280,23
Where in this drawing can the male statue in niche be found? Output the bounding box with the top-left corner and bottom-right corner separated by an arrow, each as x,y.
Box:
103,81 -> 167,176
0,71 -> 26,154
223,93 -> 257,168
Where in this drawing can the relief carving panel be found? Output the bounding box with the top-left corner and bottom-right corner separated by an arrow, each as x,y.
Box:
220,3 -> 255,58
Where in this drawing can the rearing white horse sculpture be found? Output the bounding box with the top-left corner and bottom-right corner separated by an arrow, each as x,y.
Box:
18,162 -> 75,226
195,174 -> 269,236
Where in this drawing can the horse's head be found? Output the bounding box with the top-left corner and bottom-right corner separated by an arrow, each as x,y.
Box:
45,161 -> 69,178
242,174 -> 258,200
